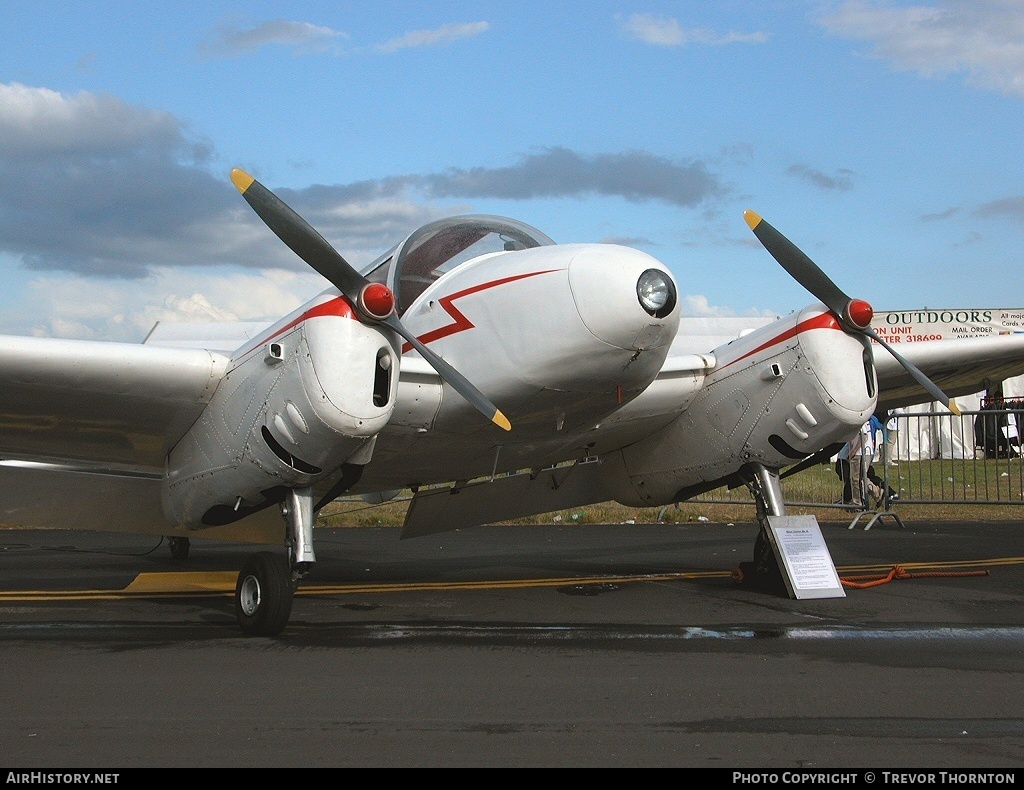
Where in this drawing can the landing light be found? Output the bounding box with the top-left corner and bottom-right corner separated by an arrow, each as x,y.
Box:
636,269 -> 677,318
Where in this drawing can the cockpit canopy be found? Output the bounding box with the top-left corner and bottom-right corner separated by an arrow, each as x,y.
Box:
362,215 -> 555,314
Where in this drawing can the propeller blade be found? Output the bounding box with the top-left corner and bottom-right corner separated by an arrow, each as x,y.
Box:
381,314 -> 511,431
866,328 -> 961,415
743,209 -> 961,415
231,168 -> 511,431
744,210 -> 849,317
231,169 -> 365,297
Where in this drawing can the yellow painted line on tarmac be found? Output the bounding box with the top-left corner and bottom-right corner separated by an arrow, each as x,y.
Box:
0,571 -> 239,601
298,569 -> 730,597
0,569 -> 730,601
124,571 -> 239,593
2,557 -> 1024,602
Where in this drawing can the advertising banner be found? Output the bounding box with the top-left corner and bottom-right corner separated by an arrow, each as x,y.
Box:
872,308 -> 1024,343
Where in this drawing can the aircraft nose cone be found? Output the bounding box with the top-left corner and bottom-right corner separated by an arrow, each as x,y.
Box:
567,245 -> 680,350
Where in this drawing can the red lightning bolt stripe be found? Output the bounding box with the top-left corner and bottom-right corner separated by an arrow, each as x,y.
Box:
401,269 -> 561,353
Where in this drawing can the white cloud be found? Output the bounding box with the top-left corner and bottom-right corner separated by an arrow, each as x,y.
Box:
819,0 -> 1024,97
0,83 -> 232,278
681,293 -> 778,318
377,22 -> 489,53
0,82 -> 740,343
622,14 -> 767,47
15,268 -> 327,342
0,82 -> 185,156
198,19 -> 345,57
0,83 -> 459,279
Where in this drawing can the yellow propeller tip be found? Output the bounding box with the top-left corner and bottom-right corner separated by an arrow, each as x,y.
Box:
743,209 -> 762,230
230,168 -> 254,194
493,410 -> 512,432
948,402 -> 961,416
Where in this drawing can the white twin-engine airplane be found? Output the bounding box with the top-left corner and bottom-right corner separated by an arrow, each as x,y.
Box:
2,168 -> 1024,635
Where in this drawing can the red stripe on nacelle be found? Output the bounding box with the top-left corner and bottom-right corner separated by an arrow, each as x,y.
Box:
717,311 -> 842,372
260,296 -> 356,344
234,296 -> 357,362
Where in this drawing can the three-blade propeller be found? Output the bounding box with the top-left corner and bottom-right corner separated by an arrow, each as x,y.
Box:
743,210 -> 961,416
231,168 -> 511,432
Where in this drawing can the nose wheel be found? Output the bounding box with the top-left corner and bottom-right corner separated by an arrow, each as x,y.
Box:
234,487 -> 314,636
235,551 -> 295,636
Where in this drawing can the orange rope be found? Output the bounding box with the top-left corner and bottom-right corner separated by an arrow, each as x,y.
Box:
731,563 -> 989,589
840,564 -> 989,589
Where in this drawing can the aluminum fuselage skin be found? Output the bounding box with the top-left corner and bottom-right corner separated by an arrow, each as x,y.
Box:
162,294 -> 399,528
162,241 -> 682,527
600,305 -> 877,506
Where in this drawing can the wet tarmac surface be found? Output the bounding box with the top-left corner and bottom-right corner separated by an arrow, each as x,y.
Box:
2,519 -> 1024,768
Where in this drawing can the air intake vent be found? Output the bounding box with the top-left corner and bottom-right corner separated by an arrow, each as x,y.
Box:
261,426 -> 322,474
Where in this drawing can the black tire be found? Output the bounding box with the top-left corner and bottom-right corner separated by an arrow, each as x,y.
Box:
752,528 -> 785,594
753,529 -> 769,565
167,537 -> 190,562
234,552 -> 294,636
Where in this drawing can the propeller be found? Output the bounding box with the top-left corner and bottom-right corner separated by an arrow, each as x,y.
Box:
231,168 -> 511,432
743,210 -> 961,416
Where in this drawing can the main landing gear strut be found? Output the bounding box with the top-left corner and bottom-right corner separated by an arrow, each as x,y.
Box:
740,462 -> 786,593
234,487 -> 316,636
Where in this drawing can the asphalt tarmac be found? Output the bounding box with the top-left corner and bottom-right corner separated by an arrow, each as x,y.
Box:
2,518 -> 1024,769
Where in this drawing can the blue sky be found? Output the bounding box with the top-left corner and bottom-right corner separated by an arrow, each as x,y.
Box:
1,1 -> 1023,340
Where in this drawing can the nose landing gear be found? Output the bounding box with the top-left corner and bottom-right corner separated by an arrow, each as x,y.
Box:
235,551 -> 295,636
234,487 -> 314,636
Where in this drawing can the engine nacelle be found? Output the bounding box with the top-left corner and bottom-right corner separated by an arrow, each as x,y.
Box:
162,298 -> 398,529
600,306 -> 877,506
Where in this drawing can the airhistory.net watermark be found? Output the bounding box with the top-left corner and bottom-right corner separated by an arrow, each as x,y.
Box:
6,775 -> 119,784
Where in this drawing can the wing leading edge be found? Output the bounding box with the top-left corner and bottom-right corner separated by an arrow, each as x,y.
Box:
0,334 -> 228,470
873,334 -> 1024,412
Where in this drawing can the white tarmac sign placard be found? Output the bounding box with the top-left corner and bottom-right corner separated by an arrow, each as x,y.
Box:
766,515 -> 846,600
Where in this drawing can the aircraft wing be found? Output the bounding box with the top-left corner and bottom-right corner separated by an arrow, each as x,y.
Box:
873,334 -> 1024,411
399,352 -> 715,537
0,334 -> 228,470
0,334 -> 297,542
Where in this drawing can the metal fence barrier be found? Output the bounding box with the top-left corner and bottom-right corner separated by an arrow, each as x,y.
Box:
693,409 -> 1024,513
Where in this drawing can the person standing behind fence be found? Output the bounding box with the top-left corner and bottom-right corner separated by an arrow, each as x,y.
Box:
883,408 -> 902,466
975,393 -> 1020,459
848,419 -> 884,508
834,442 -> 853,504
1005,399 -> 1022,456
868,412 -> 899,502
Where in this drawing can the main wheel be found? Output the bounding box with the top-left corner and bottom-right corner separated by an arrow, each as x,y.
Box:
751,528 -> 785,594
235,552 -> 294,636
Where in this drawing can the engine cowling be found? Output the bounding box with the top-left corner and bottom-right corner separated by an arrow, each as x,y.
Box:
161,298 -> 398,529
600,306 -> 877,506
